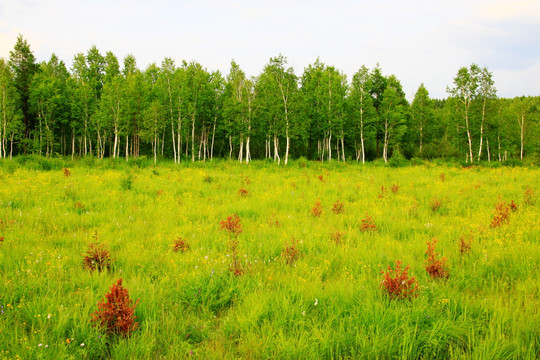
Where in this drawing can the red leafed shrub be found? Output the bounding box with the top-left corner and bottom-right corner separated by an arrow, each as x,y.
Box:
268,215 -> 281,227
244,176 -> 251,185
332,200 -> 344,214
330,231 -> 345,244
490,201 -> 510,228
380,260 -> 419,300
220,215 -> 243,276
0,236 -> 4,243
91,279 -> 139,336
172,237 -> 190,252
524,186 -> 535,205
312,200 -> 323,217
391,184 -> 399,193
378,186 -> 387,199
238,187 -> 248,198
459,234 -> 472,254
83,243 -> 113,272
359,214 -> 377,232
282,238 -> 300,265
509,200 -> 518,212
425,238 -> 449,279
439,173 -> 445,182
63,168 -> 71,177
318,175 -> 325,182
430,197 -> 442,212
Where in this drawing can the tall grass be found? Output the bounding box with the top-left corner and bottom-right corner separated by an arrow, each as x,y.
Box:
0,159 -> 538,359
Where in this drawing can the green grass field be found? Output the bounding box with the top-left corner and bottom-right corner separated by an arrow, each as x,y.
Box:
0,159 -> 538,359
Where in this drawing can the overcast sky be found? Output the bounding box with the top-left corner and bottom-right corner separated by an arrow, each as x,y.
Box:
1,0 -> 539,100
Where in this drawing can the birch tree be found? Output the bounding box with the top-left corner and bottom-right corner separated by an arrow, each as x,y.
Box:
447,64 -> 479,163
476,67 -> 496,161
349,66 -> 375,163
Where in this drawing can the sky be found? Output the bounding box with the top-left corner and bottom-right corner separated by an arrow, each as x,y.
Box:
1,0 -> 539,100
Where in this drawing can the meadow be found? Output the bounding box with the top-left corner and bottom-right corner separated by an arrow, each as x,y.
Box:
0,157 -> 538,359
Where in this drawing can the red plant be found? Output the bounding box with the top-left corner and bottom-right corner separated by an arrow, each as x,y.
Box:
458,234 -> 472,254
380,260 -> 419,300
318,175 -> 325,182
268,215 -> 281,227
63,168 -> 71,177
157,189 -> 164,196
91,279 -> 139,336
440,173 -> 445,182
0,236 -> 4,243
83,243 -> 113,272
330,231 -> 345,244
332,200 -> 344,214
238,187 -> 248,198
244,176 -> 251,185
172,237 -> 190,252
509,200 -> 518,212
220,214 -> 242,237
220,215 -> 243,276
425,238 -> 449,279
378,186 -> 387,199
430,197 -> 442,212
490,201 -> 510,228
282,238 -> 301,265
359,214 -> 377,232
312,200 -> 323,217
524,186 -> 535,206
391,184 -> 399,193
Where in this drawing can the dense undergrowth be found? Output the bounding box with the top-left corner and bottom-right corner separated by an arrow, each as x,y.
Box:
0,158 -> 538,359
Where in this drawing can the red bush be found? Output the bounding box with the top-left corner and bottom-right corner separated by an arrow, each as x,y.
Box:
330,231 -> 345,244
459,234 -> 472,254
425,238 -> 449,279
91,279 -> 139,336
282,238 -> 300,265
490,201 -> 510,228
238,187 -> 248,198
83,243 -> 113,272
378,186 -> 387,199
359,214 -> 377,232
380,260 -> 419,300
312,200 -> 323,217
391,184 -> 399,193
172,237 -> 190,252
220,215 -> 243,276
332,200 -> 345,214
63,168 -> 71,177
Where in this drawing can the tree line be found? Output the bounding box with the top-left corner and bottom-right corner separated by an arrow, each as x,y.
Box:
1,35 -> 538,163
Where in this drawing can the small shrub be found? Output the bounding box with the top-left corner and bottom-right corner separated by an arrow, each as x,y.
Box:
490,200 -> 510,228
83,243 -> 113,272
244,176 -> 251,185
330,231 -> 345,245
391,184 -> 399,193
312,200 -> 323,217
0,236 -> 4,243
91,279 -> 139,336
509,200 -> 518,212
220,215 -> 243,276
156,189 -> 164,197
359,214 -> 377,232
63,168 -> 71,177
332,200 -> 344,214
378,186 -> 387,199
380,260 -> 419,300
282,238 -> 300,265
238,187 -> 248,198
425,238 -> 449,279
290,181 -> 297,189
439,173 -> 445,182
268,215 -> 281,227
74,201 -> 86,214
318,175 -> 325,182
430,197 -> 442,212
458,234 -> 472,254
172,237 -> 190,253
203,175 -> 213,183
524,186 -> 535,206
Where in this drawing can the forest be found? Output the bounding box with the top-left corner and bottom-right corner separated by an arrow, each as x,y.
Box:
1,35 -> 538,164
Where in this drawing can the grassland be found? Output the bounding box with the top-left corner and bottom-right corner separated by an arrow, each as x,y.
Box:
0,158 -> 538,359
